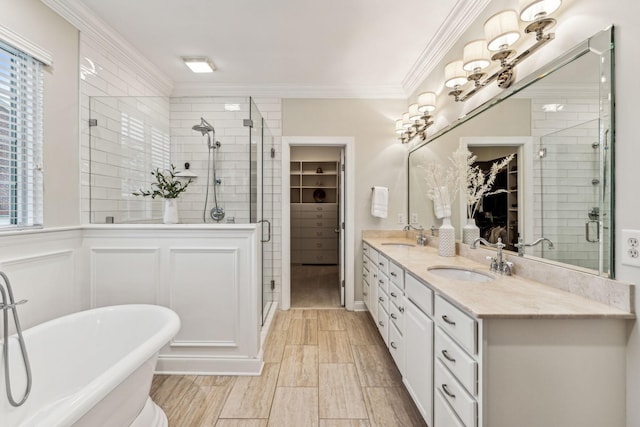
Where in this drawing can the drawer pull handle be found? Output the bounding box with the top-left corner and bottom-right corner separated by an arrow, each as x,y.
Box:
442,384 -> 456,399
390,313 -> 397,320
379,279 -> 384,285
378,320 -> 385,327
442,349 -> 456,363
364,248 -> 368,252
390,292 -> 397,298
363,292 -> 368,296
399,306 -> 405,313
390,342 -> 397,349
378,297 -> 384,302
379,262 -> 384,267
442,315 -> 456,326
390,272 -> 397,277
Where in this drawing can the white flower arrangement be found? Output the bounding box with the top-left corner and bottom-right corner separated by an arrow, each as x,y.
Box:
419,148 -> 468,219
462,149 -> 514,219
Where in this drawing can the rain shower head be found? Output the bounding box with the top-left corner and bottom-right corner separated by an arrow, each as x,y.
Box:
192,117 -> 215,136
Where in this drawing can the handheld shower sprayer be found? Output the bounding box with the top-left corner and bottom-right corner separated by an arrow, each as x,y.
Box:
192,117 -> 225,222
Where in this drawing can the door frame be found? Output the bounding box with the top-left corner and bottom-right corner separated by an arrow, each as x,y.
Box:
281,136 -> 355,311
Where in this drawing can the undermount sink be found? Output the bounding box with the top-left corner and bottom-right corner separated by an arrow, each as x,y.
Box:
427,266 -> 494,283
381,242 -> 415,247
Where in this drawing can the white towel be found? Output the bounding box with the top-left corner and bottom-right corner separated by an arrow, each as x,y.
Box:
371,186 -> 388,218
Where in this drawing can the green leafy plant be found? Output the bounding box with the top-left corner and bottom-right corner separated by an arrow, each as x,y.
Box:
132,164 -> 192,199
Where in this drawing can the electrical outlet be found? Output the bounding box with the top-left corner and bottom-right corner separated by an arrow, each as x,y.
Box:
397,213 -> 405,224
411,213 -> 418,224
621,229 -> 640,267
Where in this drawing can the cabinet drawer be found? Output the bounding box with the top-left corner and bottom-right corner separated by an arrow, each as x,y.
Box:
291,227 -> 337,238
294,203 -> 337,212
363,265 -> 370,285
377,272 -> 389,296
294,209 -> 338,219
297,250 -> 338,264
388,260 -> 404,288
435,388 -> 466,427
291,238 -> 337,251
389,299 -> 404,334
405,273 -> 433,316
377,254 -> 389,276
435,326 -> 477,395
435,296 -> 477,355
388,322 -> 404,375
363,281 -> 370,310
363,243 -> 378,265
435,360 -> 477,427
377,301 -> 389,345
291,218 -> 338,229
377,285 -> 389,314
389,280 -> 403,309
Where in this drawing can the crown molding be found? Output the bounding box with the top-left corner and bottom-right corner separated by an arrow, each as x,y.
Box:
41,0 -> 174,95
401,0 -> 492,97
171,82 -> 408,99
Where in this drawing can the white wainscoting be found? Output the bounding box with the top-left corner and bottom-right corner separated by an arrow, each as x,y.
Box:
81,224 -> 262,375
0,228 -> 84,331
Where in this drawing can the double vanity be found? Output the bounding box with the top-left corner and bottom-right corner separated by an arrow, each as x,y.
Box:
362,230 -> 634,427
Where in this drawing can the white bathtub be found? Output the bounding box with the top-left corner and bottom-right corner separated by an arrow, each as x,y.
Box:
0,304 -> 180,427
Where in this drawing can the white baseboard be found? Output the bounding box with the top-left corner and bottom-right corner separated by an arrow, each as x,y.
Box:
156,355 -> 264,376
353,300 -> 368,312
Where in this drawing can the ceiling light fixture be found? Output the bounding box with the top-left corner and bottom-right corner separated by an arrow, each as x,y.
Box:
446,1 -> 561,102
182,57 -> 216,73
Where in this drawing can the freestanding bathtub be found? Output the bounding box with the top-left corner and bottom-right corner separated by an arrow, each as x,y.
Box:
0,304 -> 180,427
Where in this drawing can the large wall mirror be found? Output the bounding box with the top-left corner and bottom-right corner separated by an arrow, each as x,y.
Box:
408,27 -> 614,277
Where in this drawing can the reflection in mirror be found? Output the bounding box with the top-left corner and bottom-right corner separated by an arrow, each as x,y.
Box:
408,27 -> 614,277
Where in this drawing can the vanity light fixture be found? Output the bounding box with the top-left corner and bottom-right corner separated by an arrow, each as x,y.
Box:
396,91 -> 437,144
447,1 -> 561,102
182,57 -> 217,73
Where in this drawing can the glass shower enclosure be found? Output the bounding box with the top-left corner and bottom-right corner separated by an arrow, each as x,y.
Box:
86,96 -> 275,323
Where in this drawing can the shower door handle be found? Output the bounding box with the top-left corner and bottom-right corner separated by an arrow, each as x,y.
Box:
585,220 -> 599,243
259,219 -> 271,243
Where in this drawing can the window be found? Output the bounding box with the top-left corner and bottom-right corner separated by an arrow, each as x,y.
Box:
0,39 -> 44,228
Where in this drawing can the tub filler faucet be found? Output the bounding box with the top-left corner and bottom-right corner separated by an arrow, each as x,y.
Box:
471,237 -> 513,275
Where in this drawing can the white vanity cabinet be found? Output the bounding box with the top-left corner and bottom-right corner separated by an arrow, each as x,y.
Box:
433,294 -> 627,427
403,273 -> 434,427
362,242 -> 378,323
362,238 -> 629,427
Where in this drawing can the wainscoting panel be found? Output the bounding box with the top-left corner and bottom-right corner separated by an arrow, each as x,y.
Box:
169,247 -> 239,347
90,247 -> 160,307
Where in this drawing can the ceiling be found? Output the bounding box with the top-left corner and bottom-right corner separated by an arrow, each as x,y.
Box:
62,0 -> 481,97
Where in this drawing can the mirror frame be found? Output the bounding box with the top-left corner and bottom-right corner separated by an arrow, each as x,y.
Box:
408,26 -> 615,277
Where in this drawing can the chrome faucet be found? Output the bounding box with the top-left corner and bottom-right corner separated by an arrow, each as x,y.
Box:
514,237 -> 554,257
471,237 -> 513,275
403,224 -> 427,246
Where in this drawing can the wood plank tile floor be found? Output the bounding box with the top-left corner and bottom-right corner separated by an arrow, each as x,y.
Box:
151,309 -> 428,427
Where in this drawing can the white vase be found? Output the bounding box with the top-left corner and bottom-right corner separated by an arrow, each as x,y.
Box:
462,217 -> 480,245
439,216 -> 456,257
163,198 -> 179,224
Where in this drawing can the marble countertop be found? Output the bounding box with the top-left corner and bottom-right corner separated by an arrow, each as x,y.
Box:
364,236 -> 635,319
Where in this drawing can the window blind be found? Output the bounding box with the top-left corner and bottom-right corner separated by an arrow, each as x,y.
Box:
0,40 -> 44,228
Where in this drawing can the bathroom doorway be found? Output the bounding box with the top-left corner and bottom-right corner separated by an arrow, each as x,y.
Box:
281,136 -> 355,311
289,146 -> 343,308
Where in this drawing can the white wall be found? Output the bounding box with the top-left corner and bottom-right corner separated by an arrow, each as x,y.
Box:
0,0 -> 80,227
407,1 -> 640,425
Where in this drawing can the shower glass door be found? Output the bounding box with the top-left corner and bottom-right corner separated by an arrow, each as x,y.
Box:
250,99 -> 274,324
538,118 -> 607,272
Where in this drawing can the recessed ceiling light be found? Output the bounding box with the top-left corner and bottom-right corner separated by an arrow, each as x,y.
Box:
224,104 -> 241,111
182,57 -> 216,73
